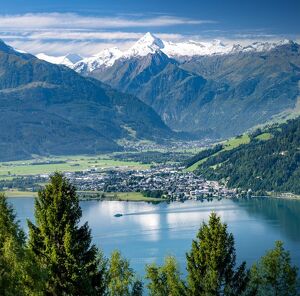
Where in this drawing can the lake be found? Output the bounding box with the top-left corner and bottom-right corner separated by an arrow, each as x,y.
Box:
8,197 -> 300,275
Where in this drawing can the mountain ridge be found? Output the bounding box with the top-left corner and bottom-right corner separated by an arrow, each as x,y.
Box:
33,35 -> 300,140
86,40 -> 300,138
34,33 -> 295,72
0,39 -> 174,161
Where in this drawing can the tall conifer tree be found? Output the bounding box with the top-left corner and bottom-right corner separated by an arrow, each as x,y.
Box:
186,212 -> 249,296
28,173 -> 105,296
0,193 -> 44,296
244,241 -> 299,296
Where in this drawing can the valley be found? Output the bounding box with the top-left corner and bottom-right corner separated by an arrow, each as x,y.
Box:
0,35 -> 299,161
1,3 -> 300,294
39,32 -> 300,139
1,139 -> 236,201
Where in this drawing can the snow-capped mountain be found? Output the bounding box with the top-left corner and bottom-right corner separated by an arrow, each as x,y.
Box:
162,39 -> 230,58
72,47 -> 122,74
229,40 -> 290,53
72,33 -> 163,74
123,32 -> 164,57
36,32 -> 293,74
36,53 -> 83,67
161,38 -> 290,58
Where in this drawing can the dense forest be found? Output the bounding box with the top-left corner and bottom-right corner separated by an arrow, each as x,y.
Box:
0,173 -> 299,295
191,117 -> 300,195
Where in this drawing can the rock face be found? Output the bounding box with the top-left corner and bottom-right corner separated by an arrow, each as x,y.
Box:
0,40 -> 174,161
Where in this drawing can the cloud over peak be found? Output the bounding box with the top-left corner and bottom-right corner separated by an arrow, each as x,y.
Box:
0,12 -> 216,56
0,12 -> 296,57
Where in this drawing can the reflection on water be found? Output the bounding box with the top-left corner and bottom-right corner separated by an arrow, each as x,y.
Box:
234,198 -> 300,242
8,197 -> 300,275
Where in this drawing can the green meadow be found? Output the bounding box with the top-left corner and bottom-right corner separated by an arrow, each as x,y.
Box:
80,191 -> 165,202
0,154 -> 149,180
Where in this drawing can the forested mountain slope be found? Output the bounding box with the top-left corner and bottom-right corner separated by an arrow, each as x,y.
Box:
190,117 -> 300,194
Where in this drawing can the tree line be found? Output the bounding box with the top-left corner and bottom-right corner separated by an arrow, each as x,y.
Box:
1,173 -> 299,295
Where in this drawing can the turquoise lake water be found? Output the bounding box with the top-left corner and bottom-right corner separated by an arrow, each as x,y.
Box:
8,197 -> 300,275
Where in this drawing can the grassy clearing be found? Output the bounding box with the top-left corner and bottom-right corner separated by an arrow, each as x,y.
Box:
105,192 -> 165,202
255,132 -> 273,141
80,191 -> 165,202
223,134 -> 250,151
0,154 -> 149,180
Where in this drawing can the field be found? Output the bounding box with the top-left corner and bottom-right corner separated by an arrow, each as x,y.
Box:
255,132 -> 273,141
70,191 -> 165,202
222,134 -> 250,150
0,154 -> 149,180
99,192 -> 165,202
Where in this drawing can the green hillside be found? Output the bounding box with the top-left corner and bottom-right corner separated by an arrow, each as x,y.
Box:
188,117 -> 300,195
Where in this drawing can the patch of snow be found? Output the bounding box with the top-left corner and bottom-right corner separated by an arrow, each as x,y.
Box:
161,39 -> 232,57
72,47 -> 123,73
14,48 -> 27,54
123,32 -> 164,58
36,53 -> 83,67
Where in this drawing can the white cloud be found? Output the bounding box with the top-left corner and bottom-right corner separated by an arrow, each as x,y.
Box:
0,12 -> 297,57
0,12 -> 214,30
2,30 -> 186,56
0,30 -> 184,41
0,12 -> 211,55
6,39 -> 135,56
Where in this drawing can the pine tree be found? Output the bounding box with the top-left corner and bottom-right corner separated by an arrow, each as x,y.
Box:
0,193 -> 25,295
186,212 -> 249,296
244,241 -> 299,296
0,193 -> 45,296
28,172 -> 105,295
107,250 -> 141,296
146,256 -> 187,296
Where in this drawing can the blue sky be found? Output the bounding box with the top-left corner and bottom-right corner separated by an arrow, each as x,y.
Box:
1,0 -> 299,56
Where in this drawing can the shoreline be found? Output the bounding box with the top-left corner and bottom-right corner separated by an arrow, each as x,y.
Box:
249,193 -> 300,201
267,194 -> 300,200
3,190 -> 166,202
3,190 -> 300,202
